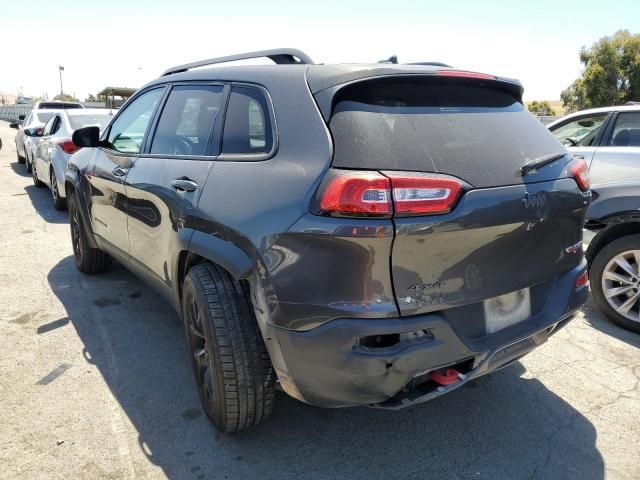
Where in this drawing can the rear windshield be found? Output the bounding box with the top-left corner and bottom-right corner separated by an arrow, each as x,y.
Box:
38,102 -> 83,109
68,114 -> 113,131
329,78 -> 564,187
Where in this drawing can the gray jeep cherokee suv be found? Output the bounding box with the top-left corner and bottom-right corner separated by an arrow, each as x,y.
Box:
66,49 -> 590,432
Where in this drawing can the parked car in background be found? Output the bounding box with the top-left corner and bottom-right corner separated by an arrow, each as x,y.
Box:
548,105 -> 640,185
31,109 -> 114,209
10,101 -> 84,171
585,178 -> 640,333
67,49 -> 591,432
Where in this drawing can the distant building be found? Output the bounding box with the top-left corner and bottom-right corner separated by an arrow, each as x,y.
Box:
97,87 -> 137,108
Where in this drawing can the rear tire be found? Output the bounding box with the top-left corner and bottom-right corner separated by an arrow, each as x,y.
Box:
181,263 -> 275,433
68,194 -> 111,274
590,234 -> 640,333
32,160 -> 45,187
51,170 -> 67,210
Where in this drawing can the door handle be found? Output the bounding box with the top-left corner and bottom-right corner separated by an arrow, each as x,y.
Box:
112,166 -> 128,177
171,178 -> 198,192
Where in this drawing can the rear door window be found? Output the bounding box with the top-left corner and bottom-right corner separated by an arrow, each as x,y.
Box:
150,85 -> 223,156
221,86 -> 273,155
107,88 -> 164,154
328,78 -> 564,188
607,112 -> 640,147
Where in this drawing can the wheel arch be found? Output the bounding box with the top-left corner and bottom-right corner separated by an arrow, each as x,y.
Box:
175,230 -> 255,305
587,218 -> 640,266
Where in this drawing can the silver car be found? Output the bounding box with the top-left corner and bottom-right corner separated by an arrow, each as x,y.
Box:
31,109 -> 114,209
548,105 -> 640,185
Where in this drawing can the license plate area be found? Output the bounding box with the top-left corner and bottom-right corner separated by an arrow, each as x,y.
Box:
483,288 -> 531,334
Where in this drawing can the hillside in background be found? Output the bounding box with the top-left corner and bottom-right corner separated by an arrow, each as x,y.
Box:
525,100 -> 565,118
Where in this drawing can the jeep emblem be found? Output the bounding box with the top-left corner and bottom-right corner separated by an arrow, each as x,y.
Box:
522,191 -> 547,208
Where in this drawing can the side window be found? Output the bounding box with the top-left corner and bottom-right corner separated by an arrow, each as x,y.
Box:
107,88 -> 164,154
150,85 -> 223,156
608,112 -> 640,147
222,86 -> 273,155
549,113 -> 608,147
42,116 -> 57,136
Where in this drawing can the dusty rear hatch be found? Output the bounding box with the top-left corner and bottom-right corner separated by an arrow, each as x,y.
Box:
323,74 -> 589,326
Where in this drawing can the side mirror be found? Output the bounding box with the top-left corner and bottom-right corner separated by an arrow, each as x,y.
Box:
9,123 -> 19,129
24,127 -> 43,137
18,115 -> 25,121
72,126 -> 100,148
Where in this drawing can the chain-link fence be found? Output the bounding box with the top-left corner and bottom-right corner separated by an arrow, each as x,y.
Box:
0,104 -> 33,123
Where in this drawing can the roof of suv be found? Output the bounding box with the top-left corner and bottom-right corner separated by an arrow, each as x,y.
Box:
145,49 -> 523,98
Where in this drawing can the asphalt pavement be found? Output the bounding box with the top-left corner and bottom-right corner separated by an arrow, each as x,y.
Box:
0,121 -> 638,480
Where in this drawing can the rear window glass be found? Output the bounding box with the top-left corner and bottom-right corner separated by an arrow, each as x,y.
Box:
68,114 -> 114,131
329,78 -> 564,187
38,102 -> 82,109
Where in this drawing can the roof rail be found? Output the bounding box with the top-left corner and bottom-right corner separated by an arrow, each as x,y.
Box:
162,48 -> 314,76
408,62 -> 453,67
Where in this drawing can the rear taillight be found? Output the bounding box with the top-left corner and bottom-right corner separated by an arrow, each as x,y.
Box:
437,70 -> 496,80
58,139 -> 80,154
318,171 -> 391,216
568,157 -> 590,191
315,170 -> 464,217
386,173 -> 463,215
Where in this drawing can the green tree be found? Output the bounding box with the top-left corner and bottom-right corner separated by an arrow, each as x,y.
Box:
562,30 -> 640,112
53,93 -> 79,102
527,100 -> 556,116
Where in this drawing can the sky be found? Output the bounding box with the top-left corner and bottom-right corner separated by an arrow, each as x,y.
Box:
1,0 -> 639,101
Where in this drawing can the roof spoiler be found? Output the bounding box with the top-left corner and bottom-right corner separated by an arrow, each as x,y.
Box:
162,48 -> 314,76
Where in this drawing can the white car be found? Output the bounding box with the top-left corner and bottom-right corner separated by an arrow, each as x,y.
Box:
31,109 -> 114,209
547,104 -> 640,185
11,100 -> 84,171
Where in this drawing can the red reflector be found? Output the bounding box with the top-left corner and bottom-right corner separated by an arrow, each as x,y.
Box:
437,70 -> 496,80
58,139 -> 80,154
568,157 -> 590,191
386,173 -> 463,215
318,171 -> 391,216
576,271 -> 589,289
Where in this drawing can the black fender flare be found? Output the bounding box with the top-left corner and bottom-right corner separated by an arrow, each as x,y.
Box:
64,168 -> 99,249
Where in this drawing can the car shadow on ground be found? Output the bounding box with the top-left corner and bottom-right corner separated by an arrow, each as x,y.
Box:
48,256 -> 605,480
583,296 -> 640,348
8,160 -> 30,177
23,182 -> 67,224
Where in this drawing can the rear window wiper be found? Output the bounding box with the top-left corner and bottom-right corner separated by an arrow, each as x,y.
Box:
520,153 -> 568,176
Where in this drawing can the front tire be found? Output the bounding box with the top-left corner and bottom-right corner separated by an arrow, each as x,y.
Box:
16,143 -> 25,164
68,194 -> 111,274
182,263 -> 275,433
591,234 -> 640,333
51,170 -> 67,210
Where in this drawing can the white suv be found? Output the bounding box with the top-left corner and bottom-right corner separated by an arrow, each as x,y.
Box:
548,105 -> 640,185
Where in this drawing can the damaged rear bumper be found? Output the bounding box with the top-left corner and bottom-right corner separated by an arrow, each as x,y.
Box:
262,260 -> 588,408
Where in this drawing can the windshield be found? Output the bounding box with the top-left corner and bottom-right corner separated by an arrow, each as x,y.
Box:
34,112 -> 56,123
68,114 -> 113,131
549,113 -> 607,146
